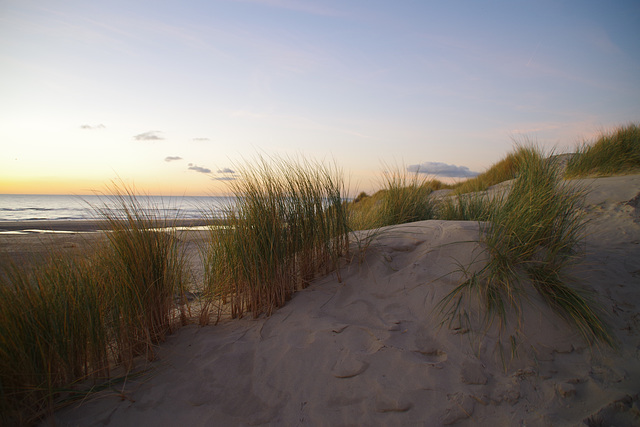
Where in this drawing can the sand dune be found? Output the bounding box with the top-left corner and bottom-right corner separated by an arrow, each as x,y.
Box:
44,175 -> 640,426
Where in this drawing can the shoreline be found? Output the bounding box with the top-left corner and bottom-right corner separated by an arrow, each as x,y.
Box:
0,218 -> 215,233
0,219 -> 213,274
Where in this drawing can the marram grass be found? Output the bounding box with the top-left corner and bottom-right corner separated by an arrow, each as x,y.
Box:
451,148 -> 521,195
0,253 -> 110,425
348,167 -> 441,231
376,166 -> 437,227
435,191 -> 495,222
0,186 -> 187,425
438,146 -> 614,348
565,123 -> 640,177
94,186 -> 187,365
202,156 -> 349,321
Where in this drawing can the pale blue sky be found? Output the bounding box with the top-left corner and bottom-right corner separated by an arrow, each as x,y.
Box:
1,0 -> 638,195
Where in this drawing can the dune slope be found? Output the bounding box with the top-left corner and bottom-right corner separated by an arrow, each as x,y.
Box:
47,175 -> 640,426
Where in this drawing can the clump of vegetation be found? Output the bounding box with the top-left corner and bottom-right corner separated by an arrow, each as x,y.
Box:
566,123 -> 640,177
348,190 -> 384,232
0,187 -> 187,425
439,146 -> 613,347
348,169 -> 446,231
0,253 -> 110,425
452,149 -> 521,194
95,186 -> 187,364
376,168 -> 437,227
353,191 -> 370,203
435,192 -> 495,221
202,156 -> 349,320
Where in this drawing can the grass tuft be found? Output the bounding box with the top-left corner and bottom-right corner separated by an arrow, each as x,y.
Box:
565,123 -> 640,177
439,145 -> 614,347
376,167 -> 436,227
0,253 -> 110,425
202,155 -> 349,320
0,185 -> 187,425
452,149 -> 521,195
435,192 -> 495,221
94,185 -> 187,364
348,167 -> 440,231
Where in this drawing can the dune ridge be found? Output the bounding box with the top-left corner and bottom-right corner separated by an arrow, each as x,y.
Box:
39,174 -> 640,426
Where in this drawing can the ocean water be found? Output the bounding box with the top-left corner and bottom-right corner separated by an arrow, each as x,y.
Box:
0,194 -> 229,222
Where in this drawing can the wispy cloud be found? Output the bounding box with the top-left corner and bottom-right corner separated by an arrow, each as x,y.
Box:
192,137 -> 210,141
213,167 -> 238,181
188,163 -> 212,174
164,156 -> 183,162
80,124 -> 105,130
134,131 -> 164,141
407,162 -> 479,178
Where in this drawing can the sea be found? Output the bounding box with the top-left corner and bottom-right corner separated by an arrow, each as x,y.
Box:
0,194 -> 229,229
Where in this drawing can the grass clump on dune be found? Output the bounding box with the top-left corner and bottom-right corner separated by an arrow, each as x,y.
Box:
0,254 -> 110,425
439,146 -> 614,347
0,187 -> 187,425
347,190 -> 383,231
202,156 -> 349,321
376,167 -> 437,227
452,149 -> 521,195
565,123 -> 640,177
435,192 -> 495,221
95,186 -> 187,364
349,169 -> 442,231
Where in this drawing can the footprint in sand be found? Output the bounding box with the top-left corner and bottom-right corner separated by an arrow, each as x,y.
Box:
415,348 -> 448,364
414,332 -> 448,364
331,348 -> 369,378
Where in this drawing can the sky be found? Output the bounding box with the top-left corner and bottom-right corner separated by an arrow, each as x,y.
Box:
1,0 -> 639,196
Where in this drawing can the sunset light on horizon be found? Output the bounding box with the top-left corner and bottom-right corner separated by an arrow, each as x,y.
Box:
1,0 -> 639,196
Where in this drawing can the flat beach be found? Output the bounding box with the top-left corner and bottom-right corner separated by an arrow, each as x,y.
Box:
7,174 -> 637,426
0,218 -> 212,233
0,219 -> 212,274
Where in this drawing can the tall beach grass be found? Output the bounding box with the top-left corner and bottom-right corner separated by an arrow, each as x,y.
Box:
439,146 -> 613,347
435,191 -> 495,222
565,123 -> 640,177
93,186 -> 187,364
0,253 -> 110,425
376,166 -> 437,227
0,187 -> 187,425
451,149 -> 521,195
202,156 -> 349,321
348,167 -> 441,231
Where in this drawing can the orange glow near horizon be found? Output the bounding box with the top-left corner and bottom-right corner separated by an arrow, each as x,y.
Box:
0,177 -> 222,197
1,169 -> 385,197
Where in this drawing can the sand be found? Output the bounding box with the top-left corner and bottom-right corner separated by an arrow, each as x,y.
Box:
23,174 -> 640,426
0,219 -> 211,271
